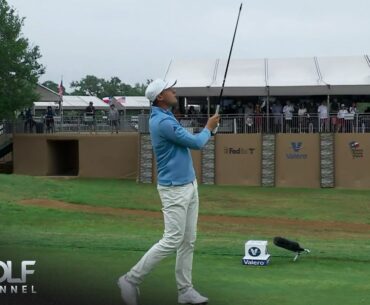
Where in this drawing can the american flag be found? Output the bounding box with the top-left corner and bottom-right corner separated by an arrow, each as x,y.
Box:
58,79 -> 65,97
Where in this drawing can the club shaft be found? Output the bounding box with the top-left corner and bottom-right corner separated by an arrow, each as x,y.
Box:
218,3 -> 243,105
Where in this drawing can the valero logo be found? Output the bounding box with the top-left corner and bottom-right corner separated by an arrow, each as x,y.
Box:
248,247 -> 261,257
286,142 -> 307,159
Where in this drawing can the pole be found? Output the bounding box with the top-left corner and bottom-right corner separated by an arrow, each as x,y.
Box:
207,96 -> 210,118
266,88 -> 270,133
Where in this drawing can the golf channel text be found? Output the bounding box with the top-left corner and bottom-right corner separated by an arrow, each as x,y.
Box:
0,260 -> 37,294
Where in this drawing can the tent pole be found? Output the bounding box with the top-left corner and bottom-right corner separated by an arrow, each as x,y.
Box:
266,87 -> 270,133
207,96 -> 210,118
327,94 -> 330,133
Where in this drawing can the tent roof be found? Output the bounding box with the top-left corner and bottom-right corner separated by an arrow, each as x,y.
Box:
164,55 -> 370,96
34,96 -> 109,110
62,96 -> 109,109
113,96 -> 150,109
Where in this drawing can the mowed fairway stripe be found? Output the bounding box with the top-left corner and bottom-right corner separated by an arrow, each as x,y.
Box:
17,198 -> 370,235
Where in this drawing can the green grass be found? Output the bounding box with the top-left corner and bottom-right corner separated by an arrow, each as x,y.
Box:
0,174 -> 369,305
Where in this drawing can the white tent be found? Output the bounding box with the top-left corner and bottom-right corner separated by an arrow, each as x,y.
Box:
113,96 -> 150,109
34,96 -> 109,110
164,55 -> 370,96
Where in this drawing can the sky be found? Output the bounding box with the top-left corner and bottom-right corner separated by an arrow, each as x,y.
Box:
7,0 -> 370,90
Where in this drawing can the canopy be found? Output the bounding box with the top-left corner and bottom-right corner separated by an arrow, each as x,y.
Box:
164,55 -> 370,96
34,96 -> 109,110
112,96 -> 150,109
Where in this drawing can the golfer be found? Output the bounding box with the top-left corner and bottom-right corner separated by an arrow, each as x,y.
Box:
118,79 -> 220,305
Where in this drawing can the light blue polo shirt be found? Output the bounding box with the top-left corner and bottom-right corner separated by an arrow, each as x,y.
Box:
149,106 -> 211,186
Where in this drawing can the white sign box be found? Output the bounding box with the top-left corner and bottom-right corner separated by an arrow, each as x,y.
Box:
242,240 -> 270,266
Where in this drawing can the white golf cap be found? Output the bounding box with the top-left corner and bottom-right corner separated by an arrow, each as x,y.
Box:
145,79 -> 177,102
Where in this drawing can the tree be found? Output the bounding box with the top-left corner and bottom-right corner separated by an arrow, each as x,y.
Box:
0,0 -> 45,119
41,80 -> 59,93
70,75 -> 148,98
70,75 -> 105,97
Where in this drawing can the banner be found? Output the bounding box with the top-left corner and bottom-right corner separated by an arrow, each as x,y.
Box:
275,134 -> 320,188
215,134 -> 261,185
335,134 -> 370,188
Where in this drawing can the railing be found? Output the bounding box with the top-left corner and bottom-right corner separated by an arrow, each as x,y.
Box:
8,115 -> 139,134
3,113 -> 370,134
141,113 -> 370,134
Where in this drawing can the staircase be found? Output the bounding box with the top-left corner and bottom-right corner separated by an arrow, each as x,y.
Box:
0,134 -> 13,174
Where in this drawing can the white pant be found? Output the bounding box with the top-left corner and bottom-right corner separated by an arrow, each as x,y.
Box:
125,178 -> 199,292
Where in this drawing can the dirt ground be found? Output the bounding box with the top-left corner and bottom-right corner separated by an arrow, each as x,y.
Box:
17,198 -> 370,238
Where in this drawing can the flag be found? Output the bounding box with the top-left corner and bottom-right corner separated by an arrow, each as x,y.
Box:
58,79 -> 65,97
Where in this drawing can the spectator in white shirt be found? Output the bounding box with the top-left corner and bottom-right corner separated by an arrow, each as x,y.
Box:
349,102 -> 357,114
298,103 -> 308,133
283,101 -> 294,132
348,102 -> 357,132
337,104 -> 348,132
318,100 -> 329,132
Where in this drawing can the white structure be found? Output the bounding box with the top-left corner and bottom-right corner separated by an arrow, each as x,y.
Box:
164,55 -> 370,96
242,240 -> 271,266
34,96 -> 109,111
111,96 -> 150,111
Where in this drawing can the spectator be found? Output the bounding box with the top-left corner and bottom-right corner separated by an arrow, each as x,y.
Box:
337,104 -> 348,133
172,106 -> 182,120
244,102 -> 254,132
108,104 -> 120,134
18,111 -> 25,120
271,101 -> 283,132
318,100 -> 329,132
298,103 -> 308,133
85,101 -> 96,133
24,108 -> 35,133
187,106 -> 196,115
283,101 -> 294,132
235,100 -> 244,114
254,103 -> 263,133
245,102 -> 254,115
44,106 -> 55,133
348,102 -> 357,132
349,102 -> 357,114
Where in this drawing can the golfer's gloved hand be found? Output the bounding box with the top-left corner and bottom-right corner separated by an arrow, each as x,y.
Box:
206,114 -> 220,132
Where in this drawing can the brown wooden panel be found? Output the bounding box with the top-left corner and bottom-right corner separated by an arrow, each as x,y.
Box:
13,135 -> 48,175
13,133 -> 139,178
335,134 -> 370,188
275,134 -> 320,188
215,134 -> 262,185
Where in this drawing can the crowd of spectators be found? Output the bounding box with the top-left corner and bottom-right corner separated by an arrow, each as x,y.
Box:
175,98 -> 370,133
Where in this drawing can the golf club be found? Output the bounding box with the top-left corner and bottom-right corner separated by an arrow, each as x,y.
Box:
212,2 -> 243,134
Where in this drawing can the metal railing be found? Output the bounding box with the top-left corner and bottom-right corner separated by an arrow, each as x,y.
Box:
3,113 -> 370,134
8,115 -> 139,134
140,113 -> 370,134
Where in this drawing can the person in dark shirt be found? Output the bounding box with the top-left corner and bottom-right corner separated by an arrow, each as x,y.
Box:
45,106 -> 55,133
85,102 -> 96,132
24,108 -> 35,133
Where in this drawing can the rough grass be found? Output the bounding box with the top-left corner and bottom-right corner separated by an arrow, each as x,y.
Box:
0,174 -> 369,305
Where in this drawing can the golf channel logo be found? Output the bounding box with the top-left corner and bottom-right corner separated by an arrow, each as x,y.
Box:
349,141 -> 364,159
286,142 -> 308,159
224,147 -> 256,155
0,260 -> 37,294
